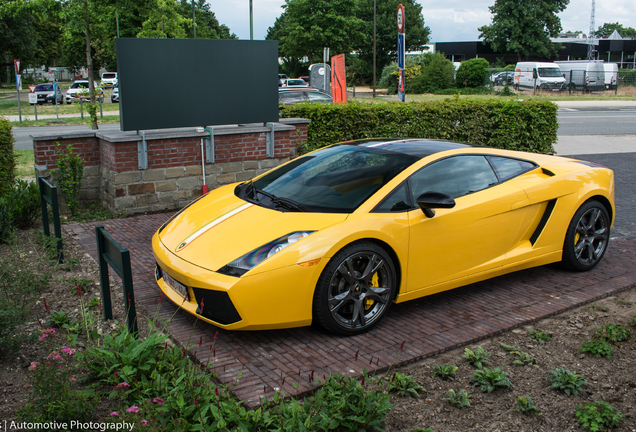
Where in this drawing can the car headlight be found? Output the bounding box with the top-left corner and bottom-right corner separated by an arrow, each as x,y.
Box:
225,231 -> 315,272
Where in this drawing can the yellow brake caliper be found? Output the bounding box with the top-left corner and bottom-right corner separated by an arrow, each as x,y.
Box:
365,273 -> 379,310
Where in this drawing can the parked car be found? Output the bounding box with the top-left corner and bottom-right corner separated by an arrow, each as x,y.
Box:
153,138 -> 614,335
491,71 -> 514,86
32,83 -> 56,105
300,76 -> 310,84
65,80 -> 104,103
282,78 -> 309,87
279,88 -> 332,106
101,72 -> 118,88
555,60 -> 605,92
514,62 -> 567,91
111,85 -> 119,103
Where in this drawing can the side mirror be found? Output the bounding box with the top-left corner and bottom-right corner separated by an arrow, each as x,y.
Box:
416,192 -> 456,218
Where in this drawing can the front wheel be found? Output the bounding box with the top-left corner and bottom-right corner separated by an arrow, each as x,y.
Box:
561,200 -> 610,271
313,242 -> 397,335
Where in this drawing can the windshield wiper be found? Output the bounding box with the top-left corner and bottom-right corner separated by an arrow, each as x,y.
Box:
254,188 -> 308,212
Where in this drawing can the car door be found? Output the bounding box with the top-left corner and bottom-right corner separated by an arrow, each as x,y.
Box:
406,155 -> 530,292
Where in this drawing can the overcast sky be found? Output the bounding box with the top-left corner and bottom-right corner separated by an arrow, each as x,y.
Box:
212,0 -> 635,43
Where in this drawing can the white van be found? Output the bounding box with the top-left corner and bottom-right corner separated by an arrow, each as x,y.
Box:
514,62 -> 566,91
555,61 -> 605,92
603,63 -> 618,90
101,72 -> 118,88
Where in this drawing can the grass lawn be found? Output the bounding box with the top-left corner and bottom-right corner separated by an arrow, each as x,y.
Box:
14,149 -> 35,178
1,99 -> 117,117
12,115 -> 120,127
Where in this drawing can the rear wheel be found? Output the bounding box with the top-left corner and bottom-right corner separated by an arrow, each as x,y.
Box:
561,200 -> 610,271
313,242 -> 396,335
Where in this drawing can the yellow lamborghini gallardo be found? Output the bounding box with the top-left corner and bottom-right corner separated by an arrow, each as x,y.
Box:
153,139 -> 614,335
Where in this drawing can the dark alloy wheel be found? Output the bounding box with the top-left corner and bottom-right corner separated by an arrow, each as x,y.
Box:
313,242 -> 396,335
561,200 -> 610,271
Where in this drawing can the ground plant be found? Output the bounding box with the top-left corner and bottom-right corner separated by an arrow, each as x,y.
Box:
580,339 -> 614,358
461,346 -> 490,368
470,367 -> 511,393
432,364 -> 458,381
593,323 -> 632,342
387,372 -> 425,398
443,389 -> 471,408
52,142 -> 84,216
575,401 -> 624,432
527,328 -> 553,344
516,395 -> 541,415
499,343 -> 537,366
548,367 -> 588,396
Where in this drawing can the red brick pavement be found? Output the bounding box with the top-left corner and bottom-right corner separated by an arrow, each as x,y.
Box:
64,214 -> 636,407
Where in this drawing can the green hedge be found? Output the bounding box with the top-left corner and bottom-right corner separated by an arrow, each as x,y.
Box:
0,117 -> 16,197
281,100 -> 558,154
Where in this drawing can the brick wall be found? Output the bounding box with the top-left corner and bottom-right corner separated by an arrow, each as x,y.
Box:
32,119 -> 309,214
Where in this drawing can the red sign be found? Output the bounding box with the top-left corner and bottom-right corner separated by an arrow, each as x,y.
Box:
14,59 -> 20,75
397,4 -> 405,33
29,85 -> 37,93
398,70 -> 405,93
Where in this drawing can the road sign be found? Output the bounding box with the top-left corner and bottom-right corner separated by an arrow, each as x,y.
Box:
14,59 -> 20,75
397,33 -> 405,70
16,75 -> 22,91
29,93 -> 37,104
397,4 -> 405,33
29,85 -> 36,93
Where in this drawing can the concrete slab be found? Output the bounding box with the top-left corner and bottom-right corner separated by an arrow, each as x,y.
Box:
555,135 -> 636,155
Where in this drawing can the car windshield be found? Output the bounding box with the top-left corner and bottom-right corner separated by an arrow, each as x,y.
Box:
35,84 -> 53,91
103,73 -> 116,79
238,144 -> 419,213
71,82 -> 88,89
538,68 -> 562,77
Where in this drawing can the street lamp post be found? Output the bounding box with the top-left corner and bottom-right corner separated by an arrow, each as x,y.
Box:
249,0 -> 253,40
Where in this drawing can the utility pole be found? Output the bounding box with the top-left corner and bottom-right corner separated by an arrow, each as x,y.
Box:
193,0 -> 196,39
587,0 -> 595,60
249,0 -> 253,40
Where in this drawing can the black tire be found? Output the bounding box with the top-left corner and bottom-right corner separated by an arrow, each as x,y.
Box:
313,241 -> 397,335
561,200 -> 610,272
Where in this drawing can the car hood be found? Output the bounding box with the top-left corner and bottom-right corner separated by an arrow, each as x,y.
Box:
158,185 -> 348,272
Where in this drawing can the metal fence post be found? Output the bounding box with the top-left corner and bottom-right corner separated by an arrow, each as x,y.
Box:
569,70 -> 573,95
96,225 -> 113,322
38,176 -> 63,263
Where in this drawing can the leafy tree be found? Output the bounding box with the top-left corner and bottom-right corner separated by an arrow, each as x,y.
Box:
409,53 -> 454,93
138,0 -> 191,38
595,22 -> 636,39
479,0 -> 569,61
456,58 -> 489,88
270,0 -> 366,65
0,0 -> 39,85
354,0 -> 430,84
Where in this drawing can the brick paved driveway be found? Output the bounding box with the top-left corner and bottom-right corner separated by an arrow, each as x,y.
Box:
64,214 -> 636,407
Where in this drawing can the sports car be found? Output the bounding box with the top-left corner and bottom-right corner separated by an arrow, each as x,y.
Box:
152,139 -> 614,335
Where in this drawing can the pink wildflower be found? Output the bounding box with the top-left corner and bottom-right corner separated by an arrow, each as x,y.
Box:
75,282 -> 83,298
214,330 -> 218,340
43,297 -> 51,314
28,362 -> 39,371
110,412 -> 119,416
152,397 -> 165,405
140,420 -> 148,426
117,382 -> 131,389
215,387 -> 219,396
39,333 -> 49,341
69,377 -> 77,382
198,336 -> 203,348
126,406 -> 140,413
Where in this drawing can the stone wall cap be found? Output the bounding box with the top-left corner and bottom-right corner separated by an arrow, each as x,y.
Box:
96,131 -> 143,142
30,130 -> 96,141
279,118 -> 312,125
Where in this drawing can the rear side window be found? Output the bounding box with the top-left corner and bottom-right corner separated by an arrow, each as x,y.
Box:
487,156 -> 536,181
279,92 -> 305,103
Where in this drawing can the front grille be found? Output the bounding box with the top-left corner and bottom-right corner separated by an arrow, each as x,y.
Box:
191,287 -> 242,325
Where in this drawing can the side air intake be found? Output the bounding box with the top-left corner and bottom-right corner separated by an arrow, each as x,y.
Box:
530,199 -> 557,245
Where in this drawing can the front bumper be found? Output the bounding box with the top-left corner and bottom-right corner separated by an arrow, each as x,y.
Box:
152,232 -> 326,330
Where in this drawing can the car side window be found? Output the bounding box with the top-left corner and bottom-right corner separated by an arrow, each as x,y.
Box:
279,92 -> 305,103
373,183 -> 412,213
409,155 -> 498,200
487,156 -> 536,182
306,92 -> 329,102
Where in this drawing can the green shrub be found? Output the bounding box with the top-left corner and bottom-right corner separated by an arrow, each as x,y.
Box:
631,315 -> 636,327
281,100 -> 558,155
0,117 -> 16,197
409,53 -> 455,94
433,86 -> 494,95
4,179 -> 40,229
433,364 -> 458,380
576,401 -> 624,432
456,58 -> 490,88
0,196 -> 15,243
52,142 -> 84,216
387,372 -> 425,398
470,367 -> 511,393
548,367 -> 588,395
581,339 -> 614,358
527,329 -> 553,344
462,346 -> 490,369
499,343 -> 536,366
443,389 -> 471,407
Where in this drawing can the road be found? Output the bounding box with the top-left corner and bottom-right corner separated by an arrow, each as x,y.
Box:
557,107 -> 636,135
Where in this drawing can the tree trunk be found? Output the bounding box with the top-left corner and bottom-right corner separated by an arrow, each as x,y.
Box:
5,54 -> 12,86
84,0 -> 98,130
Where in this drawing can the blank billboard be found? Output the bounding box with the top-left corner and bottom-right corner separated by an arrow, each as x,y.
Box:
116,38 -> 279,131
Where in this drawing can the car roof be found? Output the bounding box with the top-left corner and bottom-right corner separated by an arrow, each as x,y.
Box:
339,138 -> 473,158
279,87 -> 328,94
